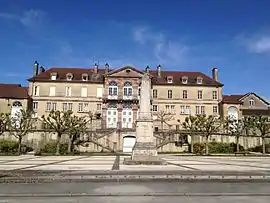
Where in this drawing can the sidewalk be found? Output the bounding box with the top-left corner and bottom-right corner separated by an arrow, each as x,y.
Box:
0,155 -> 270,182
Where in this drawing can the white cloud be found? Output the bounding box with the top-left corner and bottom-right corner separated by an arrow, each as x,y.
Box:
132,26 -> 189,66
0,9 -> 46,27
235,33 -> 270,54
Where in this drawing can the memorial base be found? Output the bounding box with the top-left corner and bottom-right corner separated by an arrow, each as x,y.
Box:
123,142 -> 166,165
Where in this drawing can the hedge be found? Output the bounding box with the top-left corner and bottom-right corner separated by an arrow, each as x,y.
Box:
193,142 -> 244,154
0,140 -> 33,154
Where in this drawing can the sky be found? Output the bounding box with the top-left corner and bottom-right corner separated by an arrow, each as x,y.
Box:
0,0 -> 269,101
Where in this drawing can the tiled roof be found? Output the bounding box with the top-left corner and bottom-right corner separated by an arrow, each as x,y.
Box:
0,84 -> 29,99
222,95 -> 244,104
28,67 -> 105,83
28,66 -> 223,86
149,70 -> 223,86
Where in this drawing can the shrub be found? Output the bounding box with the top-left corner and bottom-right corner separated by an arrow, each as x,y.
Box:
40,142 -> 69,154
0,140 -> 33,154
192,142 -> 244,154
249,144 -> 270,153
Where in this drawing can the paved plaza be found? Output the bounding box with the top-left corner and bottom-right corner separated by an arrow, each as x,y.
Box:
0,155 -> 270,172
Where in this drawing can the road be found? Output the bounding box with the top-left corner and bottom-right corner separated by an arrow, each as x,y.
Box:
0,181 -> 269,203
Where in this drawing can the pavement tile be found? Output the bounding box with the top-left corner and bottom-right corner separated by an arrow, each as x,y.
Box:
0,165 -> 36,170
25,165 -> 113,170
1,160 -> 57,165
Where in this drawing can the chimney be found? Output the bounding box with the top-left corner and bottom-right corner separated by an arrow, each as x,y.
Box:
145,65 -> 150,74
212,68 -> 218,81
93,63 -> 98,74
33,61 -> 39,76
105,63 -> 109,73
157,64 -> 161,77
40,66 -> 45,73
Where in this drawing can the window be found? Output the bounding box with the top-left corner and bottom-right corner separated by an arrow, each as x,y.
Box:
81,87 -> 87,97
170,105 -> 175,114
65,87 -> 71,96
168,90 -> 172,99
182,76 -> 188,84
167,76 -> 173,83
213,91 -> 217,100
52,103 -> 57,111
46,102 -> 51,111
62,103 -> 67,111
123,81 -> 132,96
84,103 -> 88,112
33,86 -> 39,96
196,106 -> 200,115
108,81 -> 118,95
201,106 -> 205,114
66,73 -> 73,81
78,103 -> 83,112
213,106 -> 218,114
180,105 -> 191,115
180,106 -> 185,114
183,90 -> 187,99
49,86 -> 55,96
82,74 -> 88,81
33,102 -> 38,110
197,90 -> 203,99
97,103 -> 102,110
249,98 -> 255,107
196,106 -> 205,115
138,87 -> 141,96
51,73 -> 57,80
153,89 -> 157,98
165,105 -> 170,112
197,77 -> 203,84
152,105 -> 158,112
68,103 -> 73,111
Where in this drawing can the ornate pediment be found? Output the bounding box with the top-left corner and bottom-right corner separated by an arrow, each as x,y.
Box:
107,66 -> 144,78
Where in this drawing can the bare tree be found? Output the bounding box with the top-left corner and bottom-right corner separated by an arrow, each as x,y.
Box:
156,110 -> 174,131
0,113 -> 10,136
196,115 -> 221,155
67,114 -> 88,153
182,115 -> 199,153
251,116 -> 270,154
8,109 -> 35,153
41,110 -> 72,155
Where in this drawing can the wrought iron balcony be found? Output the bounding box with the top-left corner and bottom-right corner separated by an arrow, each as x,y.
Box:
102,92 -> 139,101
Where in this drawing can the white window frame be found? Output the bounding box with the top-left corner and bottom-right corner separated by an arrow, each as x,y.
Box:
152,105 -> 158,112
65,87 -> 71,96
49,86 -> 56,96
213,90 -> 217,100
182,90 -> 187,99
81,87 -> 87,97
197,90 -> 203,100
33,86 -> 40,96
33,101 -> 38,110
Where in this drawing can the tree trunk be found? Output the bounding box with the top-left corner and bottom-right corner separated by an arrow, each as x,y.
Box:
55,133 -> 61,155
262,137 -> 266,155
18,136 -> 22,154
236,136 -> 240,152
68,134 -> 74,153
205,136 -> 209,155
190,134 -> 194,153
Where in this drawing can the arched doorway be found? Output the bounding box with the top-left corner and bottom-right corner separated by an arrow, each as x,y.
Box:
11,101 -> 23,128
228,106 -> 238,120
122,136 -> 136,153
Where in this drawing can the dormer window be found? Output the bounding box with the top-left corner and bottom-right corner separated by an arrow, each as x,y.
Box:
249,98 -> 255,108
167,76 -> 173,84
182,76 -> 188,84
66,73 -> 73,81
50,72 -> 57,80
82,73 -> 88,81
197,77 -> 203,84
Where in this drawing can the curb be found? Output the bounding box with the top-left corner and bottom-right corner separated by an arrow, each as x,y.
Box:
1,174 -> 270,183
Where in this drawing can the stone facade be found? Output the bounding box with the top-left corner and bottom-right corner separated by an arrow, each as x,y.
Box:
0,62 -> 269,153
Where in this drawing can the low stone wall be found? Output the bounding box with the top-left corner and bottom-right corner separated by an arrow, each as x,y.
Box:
1,131 -> 269,153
